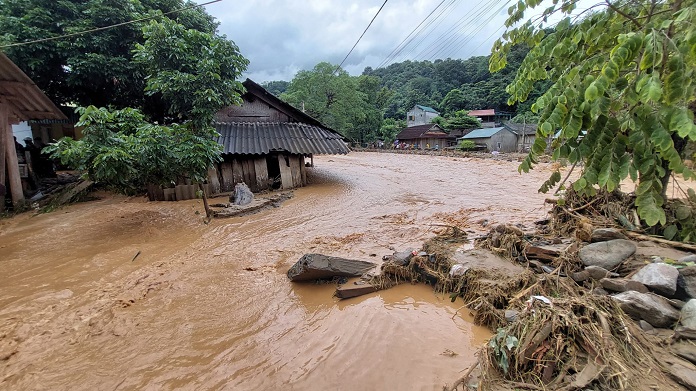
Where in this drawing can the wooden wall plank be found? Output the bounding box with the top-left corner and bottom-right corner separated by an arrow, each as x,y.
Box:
289,155 -> 301,188
254,157 -> 269,191
241,159 -> 256,191
232,159 -> 244,186
300,156 -> 307,186
207,166 -> 221,194
2,102 -> 23,207
278,154 -> 293,189
219,161 -> 234,192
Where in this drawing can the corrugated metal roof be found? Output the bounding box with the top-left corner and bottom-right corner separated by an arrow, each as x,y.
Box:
460,127 -> 506,139
468,109 -> 495,117
0,53 -> 67,122
215,122 -> 349,155
395,124 -> 448,140
416,105 -> 439,114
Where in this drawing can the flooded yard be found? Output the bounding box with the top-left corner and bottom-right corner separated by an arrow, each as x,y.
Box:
0,152 -> 558,390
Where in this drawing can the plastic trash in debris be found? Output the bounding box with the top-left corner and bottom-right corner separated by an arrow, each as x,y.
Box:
526,295 -> 553,309
449,264 -> 469,277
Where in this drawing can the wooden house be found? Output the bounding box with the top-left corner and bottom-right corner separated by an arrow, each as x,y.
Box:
503,121 -> 538,152
394,124 -> 451,149
406,105 -> 439,127
0,53 -> 67,210
210,79 -> 349,194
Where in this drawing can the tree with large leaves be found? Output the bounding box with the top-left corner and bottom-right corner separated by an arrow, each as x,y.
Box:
491,0 -> 696,238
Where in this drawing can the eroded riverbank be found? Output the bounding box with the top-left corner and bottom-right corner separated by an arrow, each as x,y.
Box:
0,152 -> 558,390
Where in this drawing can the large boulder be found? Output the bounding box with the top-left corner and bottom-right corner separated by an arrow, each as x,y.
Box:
682,300 -> 696,329
612,291 -> 680,328
231,182 -> 254,206
591,228 -> 627,242
287,254 -> 375,282
579,239 -> 636,270
632,263 -> 679,297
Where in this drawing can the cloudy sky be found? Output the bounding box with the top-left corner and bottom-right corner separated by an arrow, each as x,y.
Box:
203,0 -> 598,83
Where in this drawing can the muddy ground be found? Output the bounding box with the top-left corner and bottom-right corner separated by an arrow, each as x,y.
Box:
1,152 -> 562,390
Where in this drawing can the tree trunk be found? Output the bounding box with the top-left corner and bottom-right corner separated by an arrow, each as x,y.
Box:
198,182 -> 211,218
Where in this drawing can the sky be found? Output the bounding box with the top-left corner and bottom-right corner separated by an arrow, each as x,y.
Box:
203,0 -> 599,83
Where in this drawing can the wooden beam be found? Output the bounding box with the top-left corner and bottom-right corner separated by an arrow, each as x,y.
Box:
0,80 -> 33,88
1,102 -> 24,207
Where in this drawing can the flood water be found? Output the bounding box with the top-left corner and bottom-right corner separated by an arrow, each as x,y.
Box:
0,152 -> 557,390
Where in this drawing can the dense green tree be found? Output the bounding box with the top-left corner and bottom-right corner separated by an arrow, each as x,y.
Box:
262,80 -> 290,96
282,62 -> 369,141
376,118 -> 405,145
133,18 -> 248,132
47,16 -> 247,216
0,0 -> 217,116
492,0 -> 696,234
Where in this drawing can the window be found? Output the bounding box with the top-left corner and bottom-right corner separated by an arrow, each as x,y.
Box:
497,142 -> 502,150
408,115 -> 415,121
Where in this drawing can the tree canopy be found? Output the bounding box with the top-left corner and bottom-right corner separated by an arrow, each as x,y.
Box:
492,0 -> 696,236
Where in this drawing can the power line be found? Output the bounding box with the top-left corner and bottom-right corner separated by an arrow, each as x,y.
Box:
335,0 -> 389,73
375,0 -> 450,69
392,0 -> 460,64
0,0 -> 223,49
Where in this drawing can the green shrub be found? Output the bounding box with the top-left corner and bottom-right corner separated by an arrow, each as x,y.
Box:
458,140 -> 476,151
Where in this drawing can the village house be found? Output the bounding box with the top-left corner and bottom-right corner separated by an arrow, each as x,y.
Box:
0,52 -> 67,210
406,105 -> 439,127
394,123 -> 451,149
503,121 -> 538,152
208,79 -> 349,195
458,126 -> 518,153
467,109 -> 512,128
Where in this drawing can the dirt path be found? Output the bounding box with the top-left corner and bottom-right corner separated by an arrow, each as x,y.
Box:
0,152 -> 559,390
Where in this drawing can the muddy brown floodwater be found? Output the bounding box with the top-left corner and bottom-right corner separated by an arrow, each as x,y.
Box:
0,152 -> 559,390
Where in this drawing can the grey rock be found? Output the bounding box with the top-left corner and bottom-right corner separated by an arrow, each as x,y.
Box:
612,291 -> 680,328
592,287 -> 608,296
591,228 -> 627,242
673,341 -> 696,366
663,356 -> 696,391
579,239 -> 636,269
680,254 -> 696,263
388,249 -> 415,266
287,254 -> 375,282
231,182 -> 254,206
505,309 -> 519,323
639,319 -> 655,333
683,300 -> 696,329
680,267 -> 696,299
585,265 -> 619,280
632,263 -> 679,297
571,270 -> 589,282
600,278 -> 649,293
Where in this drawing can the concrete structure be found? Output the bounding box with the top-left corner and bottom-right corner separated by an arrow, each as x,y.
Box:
459,127 -> 518,153
406,105 -> 439,127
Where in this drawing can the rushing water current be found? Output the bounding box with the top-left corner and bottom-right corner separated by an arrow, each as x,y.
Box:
0,152 -> 557,390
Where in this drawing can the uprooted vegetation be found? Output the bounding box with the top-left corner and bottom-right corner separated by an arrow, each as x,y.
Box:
369,194 -> 692,390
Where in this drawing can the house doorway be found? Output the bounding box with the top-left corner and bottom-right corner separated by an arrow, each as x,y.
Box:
266,154 -> 282,189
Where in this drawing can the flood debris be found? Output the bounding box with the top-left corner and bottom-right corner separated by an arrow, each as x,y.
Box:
334,282 -> 378,299
286,253 -> 376,282
211,191 -> 292,218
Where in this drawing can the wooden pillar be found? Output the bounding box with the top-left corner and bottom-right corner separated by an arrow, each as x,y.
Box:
0,106 -> 5,213
1,102 -> 23,208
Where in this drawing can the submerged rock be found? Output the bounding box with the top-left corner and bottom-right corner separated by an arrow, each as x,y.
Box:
612,291 -> 679,328
579,239 -> 636,269
287,254 -> 375,282
632,263 -> 679,297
